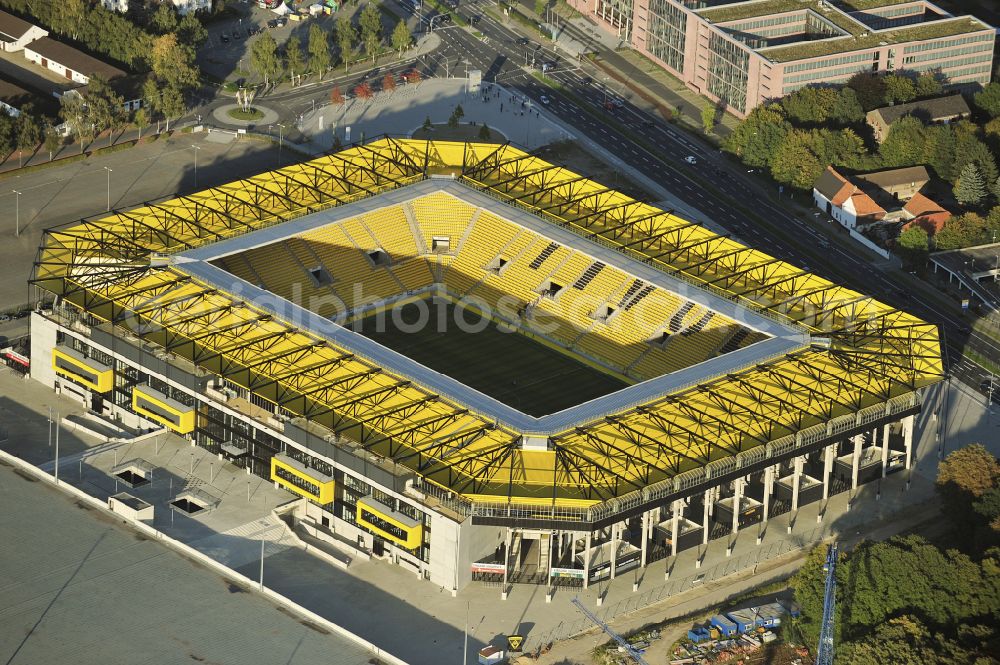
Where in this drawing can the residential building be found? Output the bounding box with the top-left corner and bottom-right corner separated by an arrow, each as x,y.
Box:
23,37 -> 125,86
0,9 -> 48,52
866,93 -> 971,142
565,0 -> 995,117
900,191 -> 951,235
813,164 -> 933,229
0,78 -> 31,117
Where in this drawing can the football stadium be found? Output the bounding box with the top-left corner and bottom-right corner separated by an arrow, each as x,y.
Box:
29,139 -> 942,590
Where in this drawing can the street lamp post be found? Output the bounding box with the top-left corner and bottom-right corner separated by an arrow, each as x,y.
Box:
191,145 -> 201,186
103,166 -> 113,211
12,189 -> 21,237
277,123 -> 285,166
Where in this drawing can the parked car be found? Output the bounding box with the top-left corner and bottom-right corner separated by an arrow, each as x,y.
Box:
220,33 -> 230,43
539,95 -> 550,105
685,155 -> 697,165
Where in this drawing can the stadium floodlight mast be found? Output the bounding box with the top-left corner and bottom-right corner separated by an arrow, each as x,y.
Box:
12,189 -> 21,237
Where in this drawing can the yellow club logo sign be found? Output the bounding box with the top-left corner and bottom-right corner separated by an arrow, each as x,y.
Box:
507,635 -> 524,652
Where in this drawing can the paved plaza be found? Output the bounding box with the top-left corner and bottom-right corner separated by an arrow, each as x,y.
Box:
0,363 -> 994,664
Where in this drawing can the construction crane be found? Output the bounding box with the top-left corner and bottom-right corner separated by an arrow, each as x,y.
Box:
570,596 -> 649,665
816,542 -> 839,665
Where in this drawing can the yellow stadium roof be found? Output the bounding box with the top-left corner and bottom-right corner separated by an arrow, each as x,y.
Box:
33,139 -> 942,519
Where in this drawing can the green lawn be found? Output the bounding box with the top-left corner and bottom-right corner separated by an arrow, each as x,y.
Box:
357,301 -> 628,416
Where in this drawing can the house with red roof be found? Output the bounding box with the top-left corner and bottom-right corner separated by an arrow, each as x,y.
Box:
812,165 -> 934,231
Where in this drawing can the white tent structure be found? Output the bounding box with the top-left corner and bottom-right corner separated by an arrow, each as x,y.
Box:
271,2 -> 291,14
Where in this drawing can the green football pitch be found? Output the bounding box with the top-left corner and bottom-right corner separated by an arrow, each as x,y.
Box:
356,301 -> 629,417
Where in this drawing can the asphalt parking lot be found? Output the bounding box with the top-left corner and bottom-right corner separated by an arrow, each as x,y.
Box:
0,133 -> 282,311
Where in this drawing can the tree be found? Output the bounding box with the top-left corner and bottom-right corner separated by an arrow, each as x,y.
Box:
921,124 -> 957,181
847,72 -> 887,111
883,74 -> 916,104
14,106 -> 39,167
914,71 -> 943,99
251,31 -> 282,87
151,3 -> 178,34
724,104 -> 789,169
150,34 -> 200,93
898,226 -> 928,266
359,2 -> 381,62
828,87 -> 864,125
955,162 -> 989,207
353,82 -> 373,101
43,122 -> 61,161
55,0 -> 86,40
422,115 -> 432,132
974,82 -> 1000,119
177,12 -> 208,48
938,444 -> 1000,509
133,107 -> 149,141
285,34 -> 306,83
879,116 -> 926,168
770,129 -> 825,190
86,75 -> 125,147
781,86 -> 839,124
453,104 -> 464,122
336,16 -> 357,71
0,115 -> 13,157
59,92 -> 90,153
330,85 -> 345,109
478,123 -> 491,141
953,137 -> 999,189
391,19 -> 411,56
700,105 -> 715,134
382,72 -> 396,95
308,23 -> 331,80
360,2 -> 382,41
935,213 -> 989,250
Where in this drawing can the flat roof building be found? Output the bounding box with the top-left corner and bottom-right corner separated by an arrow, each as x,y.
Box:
566,0 -> 994,116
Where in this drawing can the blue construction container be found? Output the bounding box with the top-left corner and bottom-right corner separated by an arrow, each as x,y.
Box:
756,602 -> 787,627
687,626 -> 711,643
710,615 -> 738,637
725,608 -> 761,633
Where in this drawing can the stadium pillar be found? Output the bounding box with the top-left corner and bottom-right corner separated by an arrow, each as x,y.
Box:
820,444 -> 834,520
759,465 -> 774,545
788,457 -> 803,534
902,414 -> 914,471
609,522 -> 619,580
850,433 -> 863,492
881,423 -> 891,478
728,477 -> 744,557
640,510 -> 650,569
502,528 -> 511,599
671,500 -> 681,558
582,530 -> 592,589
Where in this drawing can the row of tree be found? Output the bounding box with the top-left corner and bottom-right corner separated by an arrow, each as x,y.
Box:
791,444 -> 1000,663
724,71 -> 1000,199
250,6 -> 411,86
0,0 -> 155,70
